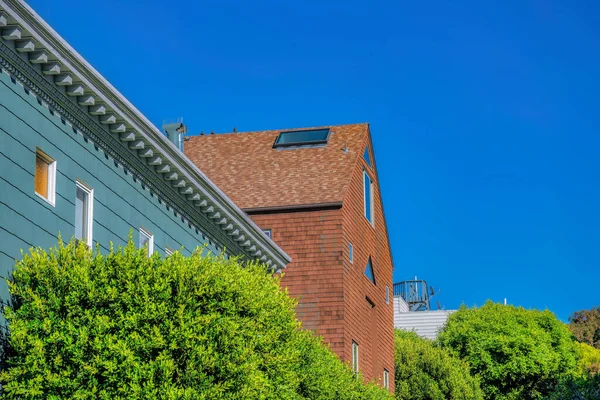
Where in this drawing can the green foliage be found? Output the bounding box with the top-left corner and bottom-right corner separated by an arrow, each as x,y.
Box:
296,330 -> 391,400
570,307 -> 600,350
393,329 -> 483,400
437,301 -> 579,400
576,342 -> 600,377
543,374 -> 600,400
0,239 -> 390,400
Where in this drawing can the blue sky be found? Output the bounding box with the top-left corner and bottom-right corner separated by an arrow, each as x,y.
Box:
29,0 -> 600,321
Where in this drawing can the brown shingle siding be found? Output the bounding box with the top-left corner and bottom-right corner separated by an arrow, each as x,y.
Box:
250,209 -> 346,355
340,129 -> 394,390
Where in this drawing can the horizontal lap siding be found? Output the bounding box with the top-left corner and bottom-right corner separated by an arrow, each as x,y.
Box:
341,138 -> 394,392
248,209 -> 346,359
394,310 -> 455,340
0,69 -> 219,304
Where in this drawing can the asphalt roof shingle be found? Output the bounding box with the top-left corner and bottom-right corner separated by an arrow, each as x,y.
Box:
184,123 -> 369,210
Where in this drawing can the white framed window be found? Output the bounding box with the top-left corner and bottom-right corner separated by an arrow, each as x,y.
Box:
75,180 -> 93,246
35,148 -> 56,206
363,170 -> 374,225
352,341 -> 359,375
263,229 -> 272,239
383,369 -> 389,390
165,246 -> 175,256
349,242 -> 353,263
139,227 -> 154,256
386,286 -> 390,304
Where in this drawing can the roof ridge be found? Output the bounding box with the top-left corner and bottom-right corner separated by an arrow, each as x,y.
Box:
187,122 -> 370,138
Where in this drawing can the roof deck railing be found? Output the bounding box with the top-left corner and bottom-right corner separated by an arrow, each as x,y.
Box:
393,279 -> 432,311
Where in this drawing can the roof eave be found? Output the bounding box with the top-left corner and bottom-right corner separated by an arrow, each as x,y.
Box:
0,0 -> 290,269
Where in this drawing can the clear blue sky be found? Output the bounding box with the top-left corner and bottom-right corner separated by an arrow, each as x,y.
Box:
30,0 -> 599,321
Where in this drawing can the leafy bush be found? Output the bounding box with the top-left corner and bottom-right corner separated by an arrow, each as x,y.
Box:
576,342 -> 600,377
393,329 -> 483,400
543,374 -> 600,400
437,301 -> 579,400
0,239 -> 390,400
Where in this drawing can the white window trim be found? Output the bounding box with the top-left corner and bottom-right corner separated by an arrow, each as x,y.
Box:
363,170 -> 374,226
352,341 -> 359,375
263,229 -> 272,239
383,369 -> 389,390
35,149 -> 57,207
349,242 -> 354,264
75,179 -> 94,247
386,286 -> 390,304
139,227 -> 154,256
165,246 -> 174,256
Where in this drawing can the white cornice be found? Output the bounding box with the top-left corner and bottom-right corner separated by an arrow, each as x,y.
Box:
0,0 -> 290,269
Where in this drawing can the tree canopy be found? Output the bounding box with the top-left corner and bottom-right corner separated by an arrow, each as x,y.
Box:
394,329 -> 483,400
576,342 -> 600,377
0,239 -> 390,400
569,306 -> 600,350
437,301 -> 579,400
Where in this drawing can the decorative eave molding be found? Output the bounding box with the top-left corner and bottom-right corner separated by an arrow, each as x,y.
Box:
0,0 -> 290,271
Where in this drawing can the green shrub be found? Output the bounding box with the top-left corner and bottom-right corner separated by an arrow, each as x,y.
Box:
0,239 -> 390,400
437,301 -> 579,400
393,329 -> 483,400
543,374 -> 600,400
576,342 -> 600,377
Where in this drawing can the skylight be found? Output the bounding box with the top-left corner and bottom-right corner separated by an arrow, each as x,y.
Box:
273,129 -> 330,148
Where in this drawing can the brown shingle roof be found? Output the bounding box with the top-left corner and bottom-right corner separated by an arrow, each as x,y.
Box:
184,123 -> 369,210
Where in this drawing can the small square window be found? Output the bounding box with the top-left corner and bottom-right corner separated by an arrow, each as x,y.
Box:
349,242 -> 353,263
139,227 -> 154,256
352,341 -> 359,375
75,180 -> 93,246
263,229 -> 272,239
383,369 -> 389,390
35,149 -> 56,206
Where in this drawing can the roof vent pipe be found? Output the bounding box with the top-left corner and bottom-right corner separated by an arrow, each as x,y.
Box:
162,121 -> 187,152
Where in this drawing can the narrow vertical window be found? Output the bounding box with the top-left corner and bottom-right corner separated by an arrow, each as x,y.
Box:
349,242 -> 354,263
363,170 -> 374,225
363,146 -> 372,167
352,341 -> 359,375
139,227 -> 154,256
383,369 -> 389,390
75,180 -> 93,246
365,256 -> 376,284
386,286 -> 390,304
35,149 -> 56,205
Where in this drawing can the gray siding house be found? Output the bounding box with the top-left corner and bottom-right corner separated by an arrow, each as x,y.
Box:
393,293 -> 455,340
0,0 -> 290,303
